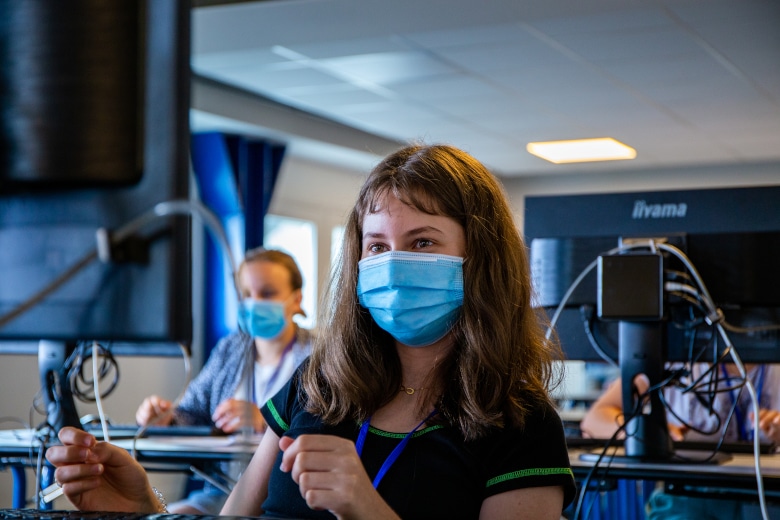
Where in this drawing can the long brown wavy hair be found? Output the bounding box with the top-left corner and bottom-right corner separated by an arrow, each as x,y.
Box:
302,144 -> 563,440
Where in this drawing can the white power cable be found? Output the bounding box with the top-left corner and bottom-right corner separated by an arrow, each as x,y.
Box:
649,242 -> 767,520
547,239 -> 771,520
545,246 -> 622,340
92,342 -> 111,443
108,199 -> 242,303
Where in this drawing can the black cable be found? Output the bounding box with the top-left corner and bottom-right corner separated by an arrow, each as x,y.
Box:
0,249 -> 98,329
572,403 -> 642,520
67,341 -> 120,402
579,305 -> 618,367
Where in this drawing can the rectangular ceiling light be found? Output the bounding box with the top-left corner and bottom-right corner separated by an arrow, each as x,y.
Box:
526,137 -> 636,164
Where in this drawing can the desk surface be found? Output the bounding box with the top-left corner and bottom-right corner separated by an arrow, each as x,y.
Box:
4,429 -> 780,496
570,447 -> 780,494
0,429 -> 259,466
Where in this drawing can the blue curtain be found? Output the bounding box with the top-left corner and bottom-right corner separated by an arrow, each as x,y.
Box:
190,132 -> 286,357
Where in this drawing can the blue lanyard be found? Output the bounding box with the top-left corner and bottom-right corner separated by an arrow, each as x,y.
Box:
251,334 -> 296,405
355,409 -> 438,489
721,364 -> 765,441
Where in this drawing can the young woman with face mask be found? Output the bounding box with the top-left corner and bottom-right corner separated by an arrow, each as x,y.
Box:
47,144 -> 575,520
134,248 -> 312,515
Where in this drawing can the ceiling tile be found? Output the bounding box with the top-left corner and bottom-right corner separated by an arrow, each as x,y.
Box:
317,52 -> 458,85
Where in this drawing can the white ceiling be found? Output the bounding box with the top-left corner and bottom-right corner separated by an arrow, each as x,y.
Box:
189,0 -> 780,178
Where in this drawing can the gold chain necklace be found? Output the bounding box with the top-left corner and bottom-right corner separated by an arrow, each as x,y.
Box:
400,385 -> 426,395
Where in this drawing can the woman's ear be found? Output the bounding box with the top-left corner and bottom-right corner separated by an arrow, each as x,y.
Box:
292,288 -> 305,317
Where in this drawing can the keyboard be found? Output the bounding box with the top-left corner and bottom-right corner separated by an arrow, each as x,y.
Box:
0,510 -> 255,520
0,510 -> 301,520
675,439 -> 776,455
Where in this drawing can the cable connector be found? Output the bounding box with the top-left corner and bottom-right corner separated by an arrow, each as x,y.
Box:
95,228 -> 150,264
664,281 -> 699,297
705,307 -> 725,326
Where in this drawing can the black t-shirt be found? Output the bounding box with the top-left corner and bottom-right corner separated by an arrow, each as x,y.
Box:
260,368 -> 576,519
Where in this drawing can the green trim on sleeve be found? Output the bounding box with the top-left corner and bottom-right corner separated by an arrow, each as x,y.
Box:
486,467 -> 574,488
265,399 -> 289,432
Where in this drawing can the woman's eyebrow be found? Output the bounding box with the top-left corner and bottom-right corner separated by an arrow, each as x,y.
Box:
362,231 -> 386,240
405,226 -> 444,236
362,225 -> 444,241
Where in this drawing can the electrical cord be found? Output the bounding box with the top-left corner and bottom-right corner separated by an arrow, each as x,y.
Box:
68,341 -> 120,403
0,250 -> 98,329
91,341 -> 111,442
579,305 -> 618,367
572,405 -> 640,519
5,198 -> 237,502
558,239 -> 772,520
648,241 -> 768,519
544,246 -> 623,341
0,198 -> 241,330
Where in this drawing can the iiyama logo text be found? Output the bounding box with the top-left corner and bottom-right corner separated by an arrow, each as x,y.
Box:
631,200 -> 687,219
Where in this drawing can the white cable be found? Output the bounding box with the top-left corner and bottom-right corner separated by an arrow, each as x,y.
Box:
92,341 -> 111,443
556,240 -> 770,519
109,199 -> 241,304
2,199 -> 239,330
101,200 -> 224,457
655,243 -> 723,324
544,246 -> 623,340
544,242 -> 668,340
664,281 -> 700,299
657,242 -> 768,520
718,323 -> 769,520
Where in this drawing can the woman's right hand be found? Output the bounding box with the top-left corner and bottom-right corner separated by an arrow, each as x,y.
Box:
135,395 -> 173,426
279,434 -> 401,520
45,427 -> 160,513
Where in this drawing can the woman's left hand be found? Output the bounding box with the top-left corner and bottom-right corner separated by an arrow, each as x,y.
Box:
212,398 -> 266,433
278,434 -> 400,520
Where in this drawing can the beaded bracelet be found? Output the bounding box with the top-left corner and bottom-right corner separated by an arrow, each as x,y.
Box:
152,487 -> 169,514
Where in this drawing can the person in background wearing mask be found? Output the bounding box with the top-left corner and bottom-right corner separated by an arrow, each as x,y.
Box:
134,247 -> 312,515
48,144 -> 575,519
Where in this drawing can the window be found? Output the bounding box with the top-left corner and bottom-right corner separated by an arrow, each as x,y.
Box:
264,215 -> 317,329
331,225 -> 345,269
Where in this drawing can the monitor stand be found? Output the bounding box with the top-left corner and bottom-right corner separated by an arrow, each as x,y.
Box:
38,340 -> 83,438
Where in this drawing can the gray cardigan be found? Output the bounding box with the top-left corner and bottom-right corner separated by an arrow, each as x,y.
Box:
173,327 -> 312,426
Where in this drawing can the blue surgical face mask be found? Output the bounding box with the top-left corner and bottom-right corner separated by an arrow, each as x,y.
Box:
356,251 -> 464,347
238,299 -> 287,339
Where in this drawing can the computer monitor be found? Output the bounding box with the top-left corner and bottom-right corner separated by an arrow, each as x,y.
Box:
0,1 -> 192,432
525,185 -> 780,459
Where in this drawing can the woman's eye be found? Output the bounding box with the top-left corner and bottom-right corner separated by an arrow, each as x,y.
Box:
415,239 -> 433,249
367,243 -> 386,253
